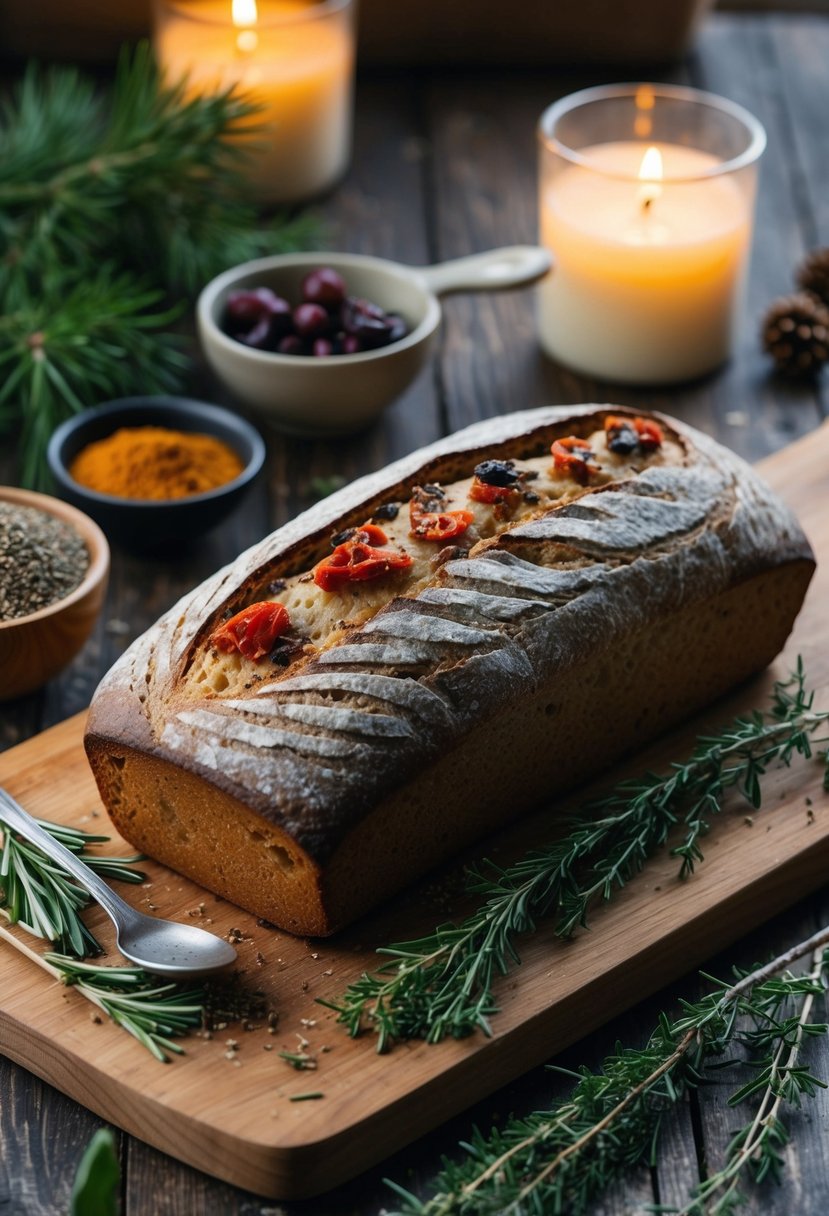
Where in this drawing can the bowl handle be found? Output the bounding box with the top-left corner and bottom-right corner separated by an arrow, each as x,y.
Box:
415,246 -> 553,297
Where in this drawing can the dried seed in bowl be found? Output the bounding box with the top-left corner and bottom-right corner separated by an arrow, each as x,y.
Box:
0,502 -> 89,621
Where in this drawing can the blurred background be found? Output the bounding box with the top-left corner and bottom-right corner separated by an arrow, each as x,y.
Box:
3,0 -> 829,68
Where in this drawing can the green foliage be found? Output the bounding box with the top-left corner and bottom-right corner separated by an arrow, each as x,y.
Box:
386,944 -> 829,1216
324,662 -> 829,1051
279,1048 -> 318,1070
48,954 -> 205,1063
308,474 -> 348,499
0,817 -> 145,956
0,810 -> 206,1060
0,810 -> 209,1061
0,273 -> 187,488
0,42 -> 320,487
70,1128 -> 120,1216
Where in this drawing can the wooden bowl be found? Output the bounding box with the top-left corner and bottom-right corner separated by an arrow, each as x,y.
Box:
0,487 -> 110,701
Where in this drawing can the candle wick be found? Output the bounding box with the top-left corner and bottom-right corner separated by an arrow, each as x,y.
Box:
642,195 -> 653,213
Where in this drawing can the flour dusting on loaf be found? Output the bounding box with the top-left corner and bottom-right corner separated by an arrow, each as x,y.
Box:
85,406 -> 815,935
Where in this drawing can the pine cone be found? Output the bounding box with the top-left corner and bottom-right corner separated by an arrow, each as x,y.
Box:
796,247 -> 829,306
762,292 -> 829,377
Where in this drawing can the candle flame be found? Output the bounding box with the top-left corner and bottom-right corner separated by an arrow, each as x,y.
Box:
637,145 -> 663,211
233,0 -> 258,23
639,145 -> 663,181
233,0 -> 258,53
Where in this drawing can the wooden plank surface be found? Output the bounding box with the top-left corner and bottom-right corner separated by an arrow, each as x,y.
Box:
1,423 -> 828,1200
3,13 -> 829,1214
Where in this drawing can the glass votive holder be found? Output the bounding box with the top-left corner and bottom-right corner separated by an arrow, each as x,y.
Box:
153,0 -> 356,205
537,83 -> 766,385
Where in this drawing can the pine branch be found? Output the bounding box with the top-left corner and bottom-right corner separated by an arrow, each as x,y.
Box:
0,269 -> 188,487
0,44 -> 277,294
386,931 -> 829,1216
0,43 -> 323,488
0,814 -> 145,956
324,662 -> 829,1051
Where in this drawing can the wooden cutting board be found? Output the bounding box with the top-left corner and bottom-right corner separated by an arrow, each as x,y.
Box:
1,425 -> 828,1200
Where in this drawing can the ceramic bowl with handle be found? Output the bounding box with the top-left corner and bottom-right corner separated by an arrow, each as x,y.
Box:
0,487 -> 110,701
197,247 -> 552,436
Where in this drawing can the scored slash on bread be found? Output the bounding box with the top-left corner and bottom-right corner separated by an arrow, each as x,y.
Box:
84,406 -> 815,936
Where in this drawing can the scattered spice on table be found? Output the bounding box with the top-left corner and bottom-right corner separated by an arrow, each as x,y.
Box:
202,974 -> 270,1031
68,426 -> 244,500
0,502 -> 89,620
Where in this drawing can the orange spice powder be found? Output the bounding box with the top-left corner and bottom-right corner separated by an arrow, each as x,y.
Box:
69,426 -> 245,500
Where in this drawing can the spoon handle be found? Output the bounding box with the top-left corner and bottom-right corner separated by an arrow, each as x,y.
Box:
416,245 -> 553,296
0,787 -> 128,925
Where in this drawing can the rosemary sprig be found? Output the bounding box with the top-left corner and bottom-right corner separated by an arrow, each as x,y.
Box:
46,954 -> 205,1064
679,948 -> 826,1215
325,662 -> 829,1050
386,929 -> 829,1216
0,815 -> 204,1061
279,1049 -> 318,1070
0,816 -> 145,956
0,919 -> 204,1063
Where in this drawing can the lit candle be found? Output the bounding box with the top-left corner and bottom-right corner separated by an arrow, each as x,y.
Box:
537,85 -> 766,384
154,0 -> 355,204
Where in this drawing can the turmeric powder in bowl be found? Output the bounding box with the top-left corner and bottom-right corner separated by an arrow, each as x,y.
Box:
69,426 -> 244,500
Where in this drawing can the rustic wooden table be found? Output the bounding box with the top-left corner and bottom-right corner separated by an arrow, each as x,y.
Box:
2,11 -> 829,1214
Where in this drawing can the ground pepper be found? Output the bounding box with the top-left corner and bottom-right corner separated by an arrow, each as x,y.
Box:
69,426 -> 244,500
0,502 -> 89,620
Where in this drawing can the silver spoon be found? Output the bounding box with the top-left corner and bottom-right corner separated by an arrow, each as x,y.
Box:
0,788 -> 237,981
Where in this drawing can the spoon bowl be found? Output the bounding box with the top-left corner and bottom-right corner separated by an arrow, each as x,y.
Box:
115,912 -> 238,981
197,246 -> 552,436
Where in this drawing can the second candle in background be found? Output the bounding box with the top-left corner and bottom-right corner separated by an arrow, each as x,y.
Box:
153,0 -> 356,204
537,84 -> 766,385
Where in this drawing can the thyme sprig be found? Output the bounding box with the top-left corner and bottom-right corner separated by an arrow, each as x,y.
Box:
387,929 -> 829,1216
325,662 -> 829,1051
0,816 -> 145,956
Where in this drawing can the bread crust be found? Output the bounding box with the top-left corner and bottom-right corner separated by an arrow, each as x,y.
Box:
85,406 -> 815,934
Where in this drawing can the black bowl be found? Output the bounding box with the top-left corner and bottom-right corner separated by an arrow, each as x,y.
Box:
47,397 -> 266,551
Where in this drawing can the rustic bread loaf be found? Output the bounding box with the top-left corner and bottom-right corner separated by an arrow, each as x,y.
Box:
84,406 -> 815,936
